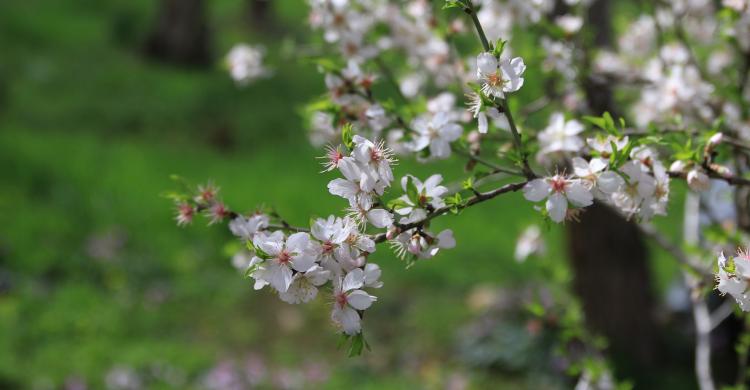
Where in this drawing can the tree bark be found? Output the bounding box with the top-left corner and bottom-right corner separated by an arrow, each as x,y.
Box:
245,0 -> 275,32
143,0 -> 212,67
566,0 -> 659,372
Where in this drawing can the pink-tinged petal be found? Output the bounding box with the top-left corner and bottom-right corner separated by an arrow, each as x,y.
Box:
265,262 -> 293,292
429,139 -> 451,159
353,143 -> 371,164
286,232 -> 310,253
440,123 -> 463,141
342,268 -> 365,292
566,182 -> 593,207
432,111 -> 449,128
597,171 -> 624,194
510,57 -> 526,75
571,157 -> 591,178
546,192 -> 568,223
306,265 -> 332,286
564,119 -> 584,135
291,253 -> 316,272
347,289 -> 377,310
332,306 -> 361,335
523,179 -> 551,202
423,174 -> 444,194
408,135 -> 431,151
364,263 -> 382,288
366,208 -> 393,228
356,236 -> 376,253
437,229 -> 456,249
337,157 -> 361,181
476,52 -> 498,76
311,218 -> 330,242
328,178 -> 359,199
589,157 -> 608,173
279,276 -> 318,304
478,112 -> 488,134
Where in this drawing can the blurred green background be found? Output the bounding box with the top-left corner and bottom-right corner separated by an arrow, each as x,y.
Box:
0,0 -> 691,388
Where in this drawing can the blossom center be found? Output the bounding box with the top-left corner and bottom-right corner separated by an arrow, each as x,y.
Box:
550,176 -> 567,193
335,292 -> 348,308
278,250 -> 292,265
486,72 -> 505,88
322,241 -> 335,254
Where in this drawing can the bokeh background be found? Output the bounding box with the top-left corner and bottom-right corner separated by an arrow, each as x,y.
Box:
0,0 -> 703,388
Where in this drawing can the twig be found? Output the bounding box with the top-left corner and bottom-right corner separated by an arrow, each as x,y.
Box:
636,223 -> 713,281
452,147 -> 525,177
688,274 -> 716,390
462,1 -> 536,180
373,180 -> 527,243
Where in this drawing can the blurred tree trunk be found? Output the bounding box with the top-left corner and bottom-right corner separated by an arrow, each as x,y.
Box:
246,0 -> 275,31
143,0 -> 212,67
566,0 -> 659,370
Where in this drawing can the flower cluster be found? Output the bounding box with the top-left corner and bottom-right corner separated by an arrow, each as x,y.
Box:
717,250 -> 750,311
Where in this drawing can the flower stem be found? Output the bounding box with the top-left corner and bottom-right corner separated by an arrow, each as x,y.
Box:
500,98 -> 535,179
464,1 -> 490,52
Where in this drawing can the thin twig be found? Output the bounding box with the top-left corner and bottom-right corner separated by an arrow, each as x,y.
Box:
373,180 -> 527,243
636,223 -> 713,281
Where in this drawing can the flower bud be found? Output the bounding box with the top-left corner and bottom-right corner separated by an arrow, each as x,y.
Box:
708,132 -> 724,147
687,168 -> 710,192
709,163 -> 732,177
669,160 -> 689,174
386,226 -> 400,240
467,130 -> 481,145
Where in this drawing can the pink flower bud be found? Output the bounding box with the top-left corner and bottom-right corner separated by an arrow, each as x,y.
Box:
669,160 -> 689,174
708,132 -> 724,148
687,169 -> 710,192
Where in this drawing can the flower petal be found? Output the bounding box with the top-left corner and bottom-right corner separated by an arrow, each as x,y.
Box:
347,289 -> 377,310
523,179 -> 551,202
546,192 -> 568,223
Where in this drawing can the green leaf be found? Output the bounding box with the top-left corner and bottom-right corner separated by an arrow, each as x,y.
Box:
348,333 -> 366,357
387,197 -> 411,210
405,176 -> 420,205
341,123 -> 354,149
491,39 -> 507,57
442,0 -> 465,10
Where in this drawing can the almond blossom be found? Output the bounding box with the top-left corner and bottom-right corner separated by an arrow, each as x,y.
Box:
523,175 -> 594,223
476,52 -> 526,98
571,157 -> 624,195
279,265 -> 332,304
538,113 -> 585,156
331,269 -> 378,335
394,174 -> 448,223
716,250 -> 750,311
229,214 -> 269,241
408,111 -> 463,159
251,232 -> 319,293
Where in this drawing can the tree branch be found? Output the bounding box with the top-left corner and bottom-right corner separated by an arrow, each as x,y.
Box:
372,180 -> 528,243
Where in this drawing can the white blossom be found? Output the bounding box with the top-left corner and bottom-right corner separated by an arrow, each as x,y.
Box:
476,52 -> 526,98
538,113 -> 585,155
394,174 -> 448,223
279,265 -> 331,304
226,44 -> 269,85
409,111 -> 463,159
229,214 -> 269,241
251,232 -> 318,293
331,269 -> 377,335
523,175 -> 594,223
515,225 -> 546,262
717,251 -> 750,311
